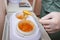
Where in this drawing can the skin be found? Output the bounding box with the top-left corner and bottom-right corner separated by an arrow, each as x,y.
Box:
34,0 -> 42,17
39,12 -> 60,34
0,0 -> 6,40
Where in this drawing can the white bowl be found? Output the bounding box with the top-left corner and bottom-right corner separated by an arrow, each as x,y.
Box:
10,11 -> 41,40
16,20 -> 36,36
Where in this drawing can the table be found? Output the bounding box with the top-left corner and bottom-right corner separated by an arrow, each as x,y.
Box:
2,0 -> 51,40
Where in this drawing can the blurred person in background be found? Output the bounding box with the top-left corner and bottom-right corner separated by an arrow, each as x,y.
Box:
38,0 -> 60,40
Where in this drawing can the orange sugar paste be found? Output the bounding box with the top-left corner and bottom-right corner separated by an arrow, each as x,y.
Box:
16,14 -> 24,19
18,20 -> 34,32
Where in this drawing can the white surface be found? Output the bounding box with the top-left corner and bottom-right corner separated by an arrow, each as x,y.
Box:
7,0 -> 33,13
9,0 -> 21,4
9,12 -> 41,40
2,0 -> 51,40
2,15 -> 9,40
32,0 -> 36,10
9,0 -> 28,4
2,12 -> 51,40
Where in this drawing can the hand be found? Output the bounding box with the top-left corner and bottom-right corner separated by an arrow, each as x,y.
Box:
39,12 -> 60,33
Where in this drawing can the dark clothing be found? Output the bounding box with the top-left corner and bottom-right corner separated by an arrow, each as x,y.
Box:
40,0 -> 60,40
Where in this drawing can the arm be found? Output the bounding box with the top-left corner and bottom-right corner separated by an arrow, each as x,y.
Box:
39,12 -> 60,33
0,0 -> 6,40
34,0 -> 42,17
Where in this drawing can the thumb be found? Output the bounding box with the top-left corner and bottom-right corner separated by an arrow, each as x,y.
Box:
39,19 -> 51,25
41,13 -> 52,20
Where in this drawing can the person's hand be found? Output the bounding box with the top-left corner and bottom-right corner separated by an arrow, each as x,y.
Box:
39,12 -> 60,33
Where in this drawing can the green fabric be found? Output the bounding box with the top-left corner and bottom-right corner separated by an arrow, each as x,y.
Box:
42,0 -> 60,12
40,0 -> 60,40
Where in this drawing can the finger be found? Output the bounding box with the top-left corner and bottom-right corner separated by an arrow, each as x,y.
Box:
45,29 -> 52,32
48,31 -> 55,34
43,25 -> 50,29
41,13 -> 52,20
39,19 -> 51,25
44,25 -> 56,33
48,31 -> 57,34
48,28 -> 60,34
46,29 -> 59,34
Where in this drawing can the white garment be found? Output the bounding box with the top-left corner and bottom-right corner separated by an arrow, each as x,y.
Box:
9,0 -> 21,4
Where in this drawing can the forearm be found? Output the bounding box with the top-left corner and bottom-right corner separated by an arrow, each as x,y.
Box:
0,0 -> 6,40
34,0 -> 42,17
